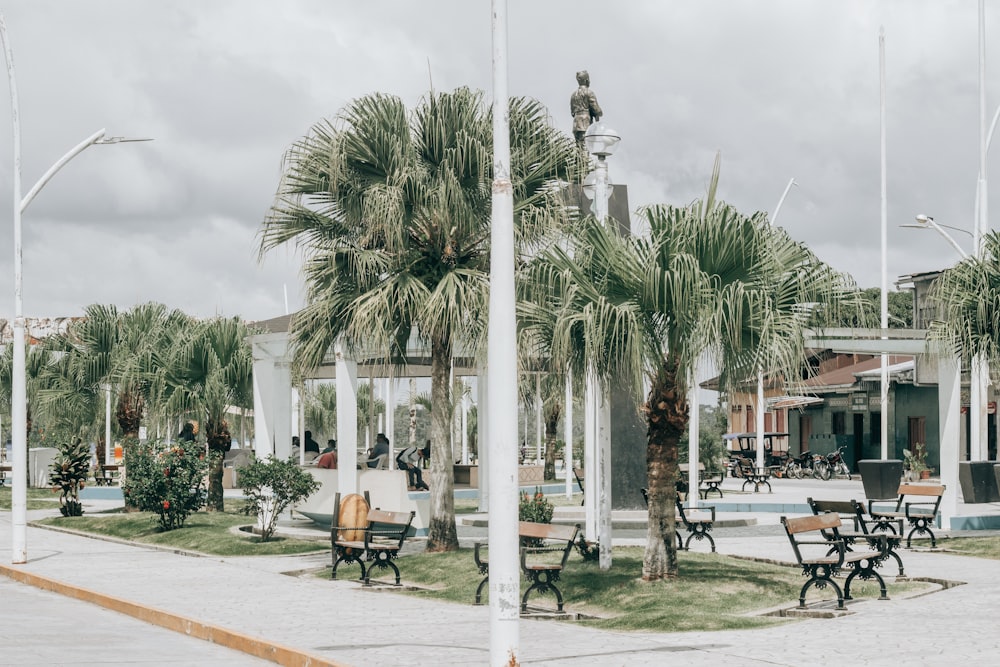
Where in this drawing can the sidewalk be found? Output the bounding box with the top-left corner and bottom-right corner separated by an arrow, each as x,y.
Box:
3,477 -> 1000,666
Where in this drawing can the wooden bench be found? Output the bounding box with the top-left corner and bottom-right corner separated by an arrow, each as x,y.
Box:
330,492 -> 415,586
868,483 -> 946,548
474,521 -> 580,613
733,458 -> 773,493
807,497 -> 906,576
679,462 -> 725,499
782,513 -> 889,609
93,464 -> 121,486
641,488 -> 717,552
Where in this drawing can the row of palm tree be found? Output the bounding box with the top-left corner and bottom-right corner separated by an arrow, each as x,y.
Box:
1,303 -> 253,511
260,85 -> 998,583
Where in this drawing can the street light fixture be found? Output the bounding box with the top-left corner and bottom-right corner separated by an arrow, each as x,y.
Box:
902,214 -> 971,259
2,14 -> 152,564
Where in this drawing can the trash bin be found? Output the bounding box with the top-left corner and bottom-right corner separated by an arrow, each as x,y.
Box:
959,461 -> 1000,503
858,459 -> 903,500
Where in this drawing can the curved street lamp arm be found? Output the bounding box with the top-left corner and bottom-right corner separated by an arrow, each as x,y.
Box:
20,127 -> 106,214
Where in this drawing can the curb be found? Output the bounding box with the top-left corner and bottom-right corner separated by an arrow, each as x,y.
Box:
0,563 -> 348,667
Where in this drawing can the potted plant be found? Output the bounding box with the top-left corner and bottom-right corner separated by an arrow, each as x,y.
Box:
903,443 -> 929,480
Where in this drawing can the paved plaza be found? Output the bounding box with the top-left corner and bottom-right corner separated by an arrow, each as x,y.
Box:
3,477 -> 1000,666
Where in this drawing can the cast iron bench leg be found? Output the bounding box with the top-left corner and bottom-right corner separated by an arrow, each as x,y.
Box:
332,547 -> 367,582
521,569 -> 564,612
800,564 -> 844,609
843,558 -> 888,601
475,575 -> 489,605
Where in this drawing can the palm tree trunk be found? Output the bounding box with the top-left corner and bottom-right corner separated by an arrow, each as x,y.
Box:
205,418 -> 232,512
544,401 -> 561,480
426,335 -> 458,551
642,357 -> 687,581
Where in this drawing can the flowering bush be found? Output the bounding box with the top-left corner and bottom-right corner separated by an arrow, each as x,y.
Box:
49,439 -> 90,517
238,456 -> 320,541
518,487 -> 554,524
121,437 -> 207,531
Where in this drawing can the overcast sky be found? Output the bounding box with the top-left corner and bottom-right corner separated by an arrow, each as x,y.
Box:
0,0 -> 995,325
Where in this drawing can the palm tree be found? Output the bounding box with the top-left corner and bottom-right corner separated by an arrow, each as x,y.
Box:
164,316 -> 254,511
928,230 -> 1000,388
259,88 -> 582,551
522,163 -> 859,580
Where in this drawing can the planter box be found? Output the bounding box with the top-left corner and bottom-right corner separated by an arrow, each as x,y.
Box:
959,461 -> 1000,503
858,459 -> 903,500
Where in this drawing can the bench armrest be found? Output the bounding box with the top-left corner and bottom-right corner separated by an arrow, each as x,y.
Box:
474,542 -> 487,568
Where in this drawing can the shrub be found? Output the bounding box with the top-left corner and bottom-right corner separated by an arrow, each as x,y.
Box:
518,487 -> 553,524
121,438 -> 208,531
238,456 -> 320,541
49,439 -> 90,517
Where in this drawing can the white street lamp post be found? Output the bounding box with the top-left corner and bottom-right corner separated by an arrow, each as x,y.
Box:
488,1 -> 519,662
2,14 -> 151,563
583,121 -> 620,571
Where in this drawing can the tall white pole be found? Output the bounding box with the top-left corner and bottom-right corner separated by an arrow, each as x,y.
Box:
755,372 -> 766,470
592,153 -> 613,570
879,26 -> 890,460
564,370 -> 573,499
973,0 -> 990,462
1,12 -> 26,564
488,1 -> 519,661
105,385 -> 112,464
534,374 -> 542,464
687,372 -> 699,508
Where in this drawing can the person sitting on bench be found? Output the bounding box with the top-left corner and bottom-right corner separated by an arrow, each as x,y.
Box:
396,443 -> 429,490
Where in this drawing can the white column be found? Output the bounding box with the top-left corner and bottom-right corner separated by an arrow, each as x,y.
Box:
597,378 -> 612,570
687,380 -> 699,508
535,374 -> 543,464
938,352 -> 962,528
335,343 -> 359,496
461,384 -> 469,465
971,353 -> 989,461
564,371 -> 574,499
584,366 -> 597,541
385,375 -> 396,452
105,385 -> 113,464
755,372 -> 766,470
879,26 -> 890,461
478,367 -> 489,512
488,1 -> 520,658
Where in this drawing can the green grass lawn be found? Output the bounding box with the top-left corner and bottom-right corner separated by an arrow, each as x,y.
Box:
34,509 -> 329,557
364,546 -> 927,632
0,486 -> 62,510
940,535 -> 1000,559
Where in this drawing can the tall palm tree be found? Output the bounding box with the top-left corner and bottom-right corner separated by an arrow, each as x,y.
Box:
259,88 -> 582,551
522,164 -> 859,580
165,316 -> 254,511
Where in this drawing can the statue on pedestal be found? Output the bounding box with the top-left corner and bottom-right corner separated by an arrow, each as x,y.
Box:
570,70 -> 603,150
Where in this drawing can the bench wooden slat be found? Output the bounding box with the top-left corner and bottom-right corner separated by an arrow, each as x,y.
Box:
784,512 -> 840,534
896,483 -> 945,497
517,521 -> 578,541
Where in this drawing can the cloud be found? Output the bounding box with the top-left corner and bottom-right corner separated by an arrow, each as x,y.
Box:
0,0 -> 996,324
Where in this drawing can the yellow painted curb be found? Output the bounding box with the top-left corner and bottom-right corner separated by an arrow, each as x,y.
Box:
0,563 -> 349,667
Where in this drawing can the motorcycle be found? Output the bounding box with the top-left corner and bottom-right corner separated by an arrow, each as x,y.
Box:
783,450 -> 829,479
820,446 -> 851,480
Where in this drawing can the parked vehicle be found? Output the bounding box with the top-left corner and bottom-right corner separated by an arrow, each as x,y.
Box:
821,446 -> 851,480
783,450 -> 829,480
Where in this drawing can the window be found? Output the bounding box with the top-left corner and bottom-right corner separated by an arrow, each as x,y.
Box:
832,412 -> 846,435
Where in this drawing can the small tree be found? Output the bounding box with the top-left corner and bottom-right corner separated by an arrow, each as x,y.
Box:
238,456 -> 320,541
49,438 -> 90,517
121,438 -> 208,530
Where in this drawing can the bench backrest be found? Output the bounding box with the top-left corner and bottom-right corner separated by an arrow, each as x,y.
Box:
897,483 -> 945,497
892,483 -> 945,513
518,521 -> 578,542
783,512 -> 841,535
365,508 -> 416,548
